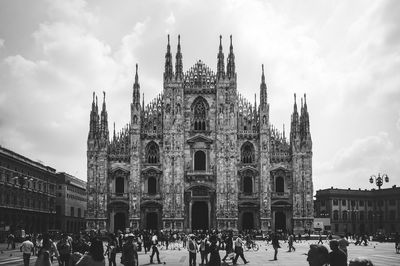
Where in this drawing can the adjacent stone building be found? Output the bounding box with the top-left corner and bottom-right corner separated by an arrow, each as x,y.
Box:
0,146 -> 57,234
86,35 -> 314,233
315,186 -> 400,235
55,172 -> 87,233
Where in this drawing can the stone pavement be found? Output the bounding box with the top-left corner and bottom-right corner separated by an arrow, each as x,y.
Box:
0,240 -> 399,265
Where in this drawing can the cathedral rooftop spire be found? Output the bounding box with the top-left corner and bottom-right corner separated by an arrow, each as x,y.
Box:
226,35 -> 235,79
175,35 -> 183,80
164,34 -> 173,80
217,35 -> 225,79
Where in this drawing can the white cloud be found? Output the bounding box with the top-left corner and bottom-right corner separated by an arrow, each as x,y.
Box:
165,12 -> 175,26
0,38 -> 4,48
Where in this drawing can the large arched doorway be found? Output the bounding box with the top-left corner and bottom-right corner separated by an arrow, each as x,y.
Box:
275,211 -> 286,231
115,177 -> 124,196
242,212 -> 254,230
146,212 -> 158,230
192,201 -> 208,230
114,212 -> 126,233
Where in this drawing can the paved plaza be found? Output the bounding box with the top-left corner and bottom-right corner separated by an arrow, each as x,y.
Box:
0,240 -> 399,266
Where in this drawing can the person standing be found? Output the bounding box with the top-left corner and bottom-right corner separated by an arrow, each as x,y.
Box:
338,235 -> 349,259
187,234 -> 198,266
208,235 -> 221,266
328,240 -> 347,266
233,235 -> 249,265
150,232 -> 161,264
7,233 -> 15,249
198,234 -> 209,266
20,236 -> 34,266
288,233 -> 296,252
104,238 -> 117,266
57,233 -> 72,266
306,244 -> 329,266
121,234 -> 138,266
271,233 -> 281,261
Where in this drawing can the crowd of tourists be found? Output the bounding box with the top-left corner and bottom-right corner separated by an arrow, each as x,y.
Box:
6,229 -> 399,266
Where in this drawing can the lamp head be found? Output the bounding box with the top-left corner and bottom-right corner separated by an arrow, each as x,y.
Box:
369,177 -> 373,184
384,174 -> 389,183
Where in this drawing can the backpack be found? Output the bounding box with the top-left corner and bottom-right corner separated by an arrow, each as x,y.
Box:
188,240 -> 195,251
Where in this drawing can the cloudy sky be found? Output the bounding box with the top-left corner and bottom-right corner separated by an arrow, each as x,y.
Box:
0,0 -> 399,192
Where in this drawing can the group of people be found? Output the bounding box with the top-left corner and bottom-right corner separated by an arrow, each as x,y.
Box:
9,229 -> 389,266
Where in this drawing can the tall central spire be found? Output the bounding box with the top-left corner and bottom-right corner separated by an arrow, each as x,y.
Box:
164,34 -> 173,80
260,64 -> 268,111
217,35 -> 225,79
175,35 -> 183,80
226,35 -> 235,79
133,64 -> 140,109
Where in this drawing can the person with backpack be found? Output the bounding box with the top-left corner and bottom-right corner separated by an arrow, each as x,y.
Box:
187,234 -> 198,266
57,233 -> 72,266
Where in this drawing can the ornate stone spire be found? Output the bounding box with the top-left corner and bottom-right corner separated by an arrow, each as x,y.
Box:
164,34 -> 173,80
217,35 -> 225,79
175,35 -> 183,80
226,35 -> 235,79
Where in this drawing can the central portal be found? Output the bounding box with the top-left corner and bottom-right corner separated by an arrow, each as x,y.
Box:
192,201 -> 209,230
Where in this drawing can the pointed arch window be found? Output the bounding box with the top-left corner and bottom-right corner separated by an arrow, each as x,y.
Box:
192,97 -> 208,131
241,142 -> 255,164
146,141 -> 160,164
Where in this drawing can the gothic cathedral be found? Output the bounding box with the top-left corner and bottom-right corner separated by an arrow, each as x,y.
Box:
86,35 -> 313,234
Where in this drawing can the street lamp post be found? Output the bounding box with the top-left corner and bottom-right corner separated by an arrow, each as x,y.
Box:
369,173 -> 389,190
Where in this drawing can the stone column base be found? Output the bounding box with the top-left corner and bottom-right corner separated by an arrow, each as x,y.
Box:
162,218 -> 184,231
216,218 -> 238,232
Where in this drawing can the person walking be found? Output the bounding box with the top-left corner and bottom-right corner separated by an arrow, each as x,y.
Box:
35,233 -> 59,266
20,235 -> 34,266
7,233 -> 15,249
198,234 -> 209,266
222,234 -> 233,262
271,233 -> 281,261
288,233 -> 296,252
150,232 -> 161,264
104,238 -> 117,266
328,240 -> 347,266
317,233 -> 324,245
233,234 -> 249,265
121,234 -> 138,266
187,234 -> 198,266
208,235 -> 221,266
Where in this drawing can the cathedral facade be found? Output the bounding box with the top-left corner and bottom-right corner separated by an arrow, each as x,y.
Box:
86,35 -> 314,234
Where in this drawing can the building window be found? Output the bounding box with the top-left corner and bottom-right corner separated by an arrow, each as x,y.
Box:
192,97 -> 208,131
243,176 -> 253,194
351,200 -> 355,207
333,199 -> 338,206
78,208 -> 81,218
241,142 -> 254,164
146,141 -> 160,164
71,207 -> 74,217
334,224 -> 339,233
333,210 -> 339,221
115,176 -> 124,196
389,210 -> 396,220
194,150 -> 206,171
367,201 -> 372,207
320,200 -> 325,206
389,199 -> 396,206
342,211 -> 348,221
275,176 -> 284,193
148,177 -> 157,195
368,211 -> 373,221
359,200 -> 364,207
359,211 -> 364,220
342,200 -> 346,206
